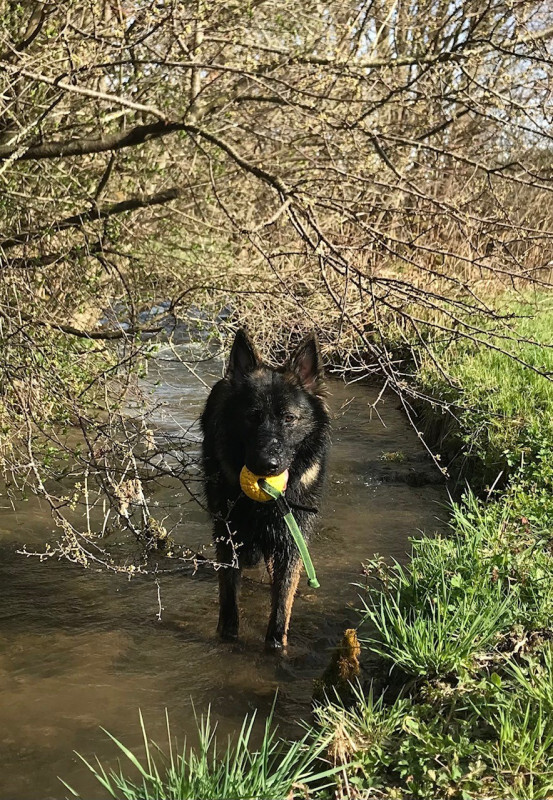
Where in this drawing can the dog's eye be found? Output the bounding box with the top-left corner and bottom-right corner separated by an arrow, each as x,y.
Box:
284,413 -> 298,424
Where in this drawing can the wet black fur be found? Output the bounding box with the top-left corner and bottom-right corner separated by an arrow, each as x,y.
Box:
201,329 -> 330,649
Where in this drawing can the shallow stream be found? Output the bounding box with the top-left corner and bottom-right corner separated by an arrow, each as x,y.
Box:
0,349 -> 447,799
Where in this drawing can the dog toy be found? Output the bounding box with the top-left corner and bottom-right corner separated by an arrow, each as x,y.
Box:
239,466 -> 320,589
239,465 -> 289,502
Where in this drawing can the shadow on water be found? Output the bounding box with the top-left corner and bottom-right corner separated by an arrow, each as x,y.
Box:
0,348 -> 448,799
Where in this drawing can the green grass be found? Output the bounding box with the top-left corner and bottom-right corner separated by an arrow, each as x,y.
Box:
359,558 -> 510,678
62,707 -> 338,800
312,649 -> 553,798
312,295 -> 553,797
418,298 -> 553,486
358,489 -> 553,682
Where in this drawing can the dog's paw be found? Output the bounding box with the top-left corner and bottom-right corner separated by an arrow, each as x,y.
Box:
264,636 -> 287,654
218,625 -> 239,642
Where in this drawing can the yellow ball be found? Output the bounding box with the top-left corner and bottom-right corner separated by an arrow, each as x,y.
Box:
239,465 -> 289,502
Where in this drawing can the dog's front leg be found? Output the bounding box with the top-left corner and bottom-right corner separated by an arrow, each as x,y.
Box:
265,555 -> 302,651
217,563 -> 241,641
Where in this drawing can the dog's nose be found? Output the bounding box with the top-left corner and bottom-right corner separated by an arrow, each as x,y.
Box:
260,456 -> 280,474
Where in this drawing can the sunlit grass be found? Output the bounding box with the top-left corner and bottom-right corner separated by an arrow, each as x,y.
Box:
418,297 -> 553,479
360,571 -> 510,678
357,485 -> 553,682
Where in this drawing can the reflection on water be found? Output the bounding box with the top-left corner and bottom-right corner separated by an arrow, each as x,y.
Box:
0,348 -> 447,799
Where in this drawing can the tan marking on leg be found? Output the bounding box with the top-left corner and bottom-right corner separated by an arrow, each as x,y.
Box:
300,460 -> 321,489
281,561 -> 303,648
265,555 -> 274,582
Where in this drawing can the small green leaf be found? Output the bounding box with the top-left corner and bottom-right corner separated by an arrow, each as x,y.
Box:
491,672 -> 502,688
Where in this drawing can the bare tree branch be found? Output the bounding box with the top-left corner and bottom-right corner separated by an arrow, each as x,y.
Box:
0,187 -> 182,250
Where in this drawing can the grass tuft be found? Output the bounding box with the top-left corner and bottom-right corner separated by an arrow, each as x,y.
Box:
61,705 -> 338,800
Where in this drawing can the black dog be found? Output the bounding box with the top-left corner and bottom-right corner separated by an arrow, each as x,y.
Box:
201,329 -> 330,650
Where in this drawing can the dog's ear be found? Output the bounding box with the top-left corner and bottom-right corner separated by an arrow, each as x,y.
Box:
226,329 -> 259,381
289,332 -> 324,392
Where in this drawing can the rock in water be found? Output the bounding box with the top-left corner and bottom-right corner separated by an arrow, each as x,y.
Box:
313,628 -> 361,704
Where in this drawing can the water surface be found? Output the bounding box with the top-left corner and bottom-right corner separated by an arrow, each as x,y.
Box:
0,350 -> 446,799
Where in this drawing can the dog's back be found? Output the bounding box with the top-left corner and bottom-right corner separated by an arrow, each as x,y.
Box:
201,329 -> 330,649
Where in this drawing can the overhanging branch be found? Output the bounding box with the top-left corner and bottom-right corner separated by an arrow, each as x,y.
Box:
0,121 -> 288,195
15,311 -> 166,340
0,121 -> 185,161
0,187 -> 182,251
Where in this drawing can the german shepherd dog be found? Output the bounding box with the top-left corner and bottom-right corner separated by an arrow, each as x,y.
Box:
201,329 -> 330,650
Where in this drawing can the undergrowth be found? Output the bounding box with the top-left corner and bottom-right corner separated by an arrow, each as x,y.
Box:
315,297 -> 553,798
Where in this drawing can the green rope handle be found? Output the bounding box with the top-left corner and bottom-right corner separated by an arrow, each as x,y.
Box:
258,479 -> 320,589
